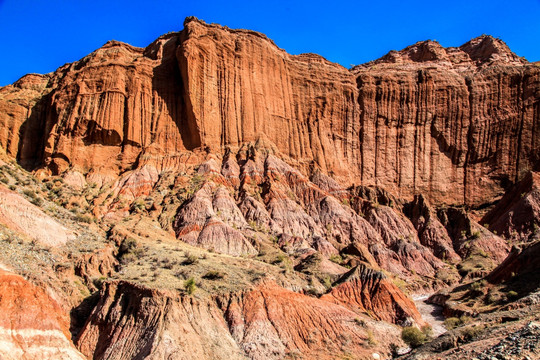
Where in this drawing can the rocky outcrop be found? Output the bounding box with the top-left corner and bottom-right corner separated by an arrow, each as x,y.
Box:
437,206 -> 510,263
76,281 -> 244,360
482,171 -> 540,241
76,280 -> 401,360
0,269 -> 85,360
170,150 -> 455,281
0,19 -> 538,208
219,281 -> 401,360
74,245 -> 118,291
487,240 -> 540,284
321,265 -> 425,326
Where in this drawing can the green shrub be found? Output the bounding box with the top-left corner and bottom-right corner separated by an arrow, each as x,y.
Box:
401,326 -> 426,348
184,277 -> 197,295
468,280 -> 486,297
506,290 -> 519,300
23,189 -> 36,199
444,317 -> 461,329
31,196 -> 43,206
329,254 -> 344,264
323,276 -> 333,289
421,325 -> 433,338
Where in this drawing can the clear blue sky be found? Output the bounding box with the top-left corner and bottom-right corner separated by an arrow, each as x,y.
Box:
1,0 -> 539,86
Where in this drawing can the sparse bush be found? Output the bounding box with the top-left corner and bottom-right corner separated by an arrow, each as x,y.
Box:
401,326 -> 426,348
484,290 -> 501,304
161,258 -> 174,269
174,269 -> 188,279
274,253 -> 287,264
183,253 -> 199,265
421,325 -> 433,339
184,277 -> 197,295
329,254 -> 344,264
31,196 -> 43,206
75,214 -> 93,223
366,329 -> 377,346
23,189 -> 36,199
120,238 -> 138,254
444,317 -> 461,330
203,270 -> 226,280
468,280 -> 486,297
323,276 -> 333,289
461,325 -> 482,340
506,290 -> 519,300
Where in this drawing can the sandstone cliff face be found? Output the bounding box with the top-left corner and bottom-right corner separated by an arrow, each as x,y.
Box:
0,269 -> 85,360
0,18 -> 538,207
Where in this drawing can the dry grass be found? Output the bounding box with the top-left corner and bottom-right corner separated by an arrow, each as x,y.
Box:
110,217 -> 309,296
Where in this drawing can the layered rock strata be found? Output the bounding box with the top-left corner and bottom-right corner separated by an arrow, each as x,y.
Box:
0,18 -> 538,207
0,269 -> 85,360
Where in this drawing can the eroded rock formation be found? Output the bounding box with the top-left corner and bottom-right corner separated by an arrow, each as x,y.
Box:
0,16 -> 538,360
0,269 -> 85,360
320,264 -> 426,326
76,280 -> 402,360
0,18 -> 538,207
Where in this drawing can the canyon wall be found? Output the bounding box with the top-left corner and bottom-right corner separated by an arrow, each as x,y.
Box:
1,17 -> 539,206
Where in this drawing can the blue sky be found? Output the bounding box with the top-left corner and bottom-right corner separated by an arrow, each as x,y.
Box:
1,0 -> 539,86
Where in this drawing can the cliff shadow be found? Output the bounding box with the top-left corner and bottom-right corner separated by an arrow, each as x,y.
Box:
16,94 -> 52,171
150,37 -> 201,151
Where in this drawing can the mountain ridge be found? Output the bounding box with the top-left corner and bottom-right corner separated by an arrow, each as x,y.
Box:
1,17 -> 538,208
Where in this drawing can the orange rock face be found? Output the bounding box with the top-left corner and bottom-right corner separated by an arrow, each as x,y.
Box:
0,18 -> 538,207
321,265 -> 426,326
0,269 -> 85,359
76,280 -> 402,360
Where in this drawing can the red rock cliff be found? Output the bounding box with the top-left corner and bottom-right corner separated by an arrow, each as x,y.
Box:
1,18 -> 539,206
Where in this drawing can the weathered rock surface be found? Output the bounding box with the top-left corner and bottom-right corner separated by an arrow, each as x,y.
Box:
0,19 -> 538,207
76,280 -> 401,360
321,265 -> 426,326
0,269 -> 85,360
487,240 -> 540,284
0,185 -> 76,247
219,281 -> 402,360
482,171 -> 540,242
76,281 -> 244,360
171,150 -> 456,282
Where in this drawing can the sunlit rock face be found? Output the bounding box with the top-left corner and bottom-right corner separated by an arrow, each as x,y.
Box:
1,19 -> 538,208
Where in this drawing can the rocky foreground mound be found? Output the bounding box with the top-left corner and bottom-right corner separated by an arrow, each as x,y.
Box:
0,17 -> 539,360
